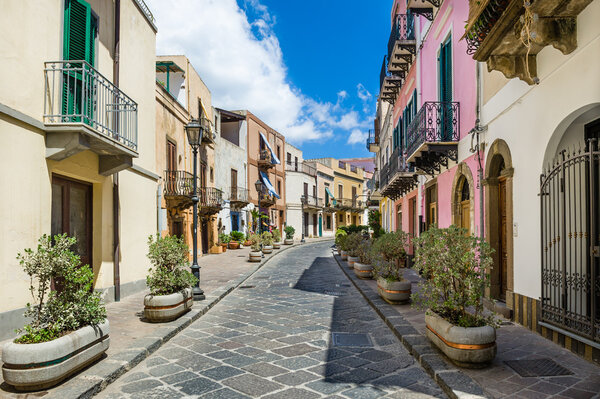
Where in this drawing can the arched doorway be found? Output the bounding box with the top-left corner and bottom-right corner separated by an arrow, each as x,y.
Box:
484,140 -> 514,303
451,163 -> 475,234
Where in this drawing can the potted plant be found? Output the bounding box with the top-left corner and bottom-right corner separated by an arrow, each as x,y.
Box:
2,234 -> 108,391
412,226 -> 498,368
243,232 -> 253,247
272,228 -> 282,249
261,231 -> 274,254
354,238 -> 374,279
248,233 -> 262,262
372,231 -> 411,304
218,233 -> 230,252
345,233 -> 363,268
229,231 -> 244,249
283,226 -> 295,245
144,235 -> 198,323
335,228 -> 347,255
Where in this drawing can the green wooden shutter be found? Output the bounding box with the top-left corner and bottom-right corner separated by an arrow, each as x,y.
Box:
439,38 -> 452,140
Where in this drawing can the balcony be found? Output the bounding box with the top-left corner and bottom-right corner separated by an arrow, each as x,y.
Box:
259,192 -> 277,207
366,129 -> 379,153
380,55 -> 403,105
163,170 -> 194,210
407,0 -> 440,21
198,187 -> 224,216
229,187 -> 249,208
44,61 -> 138,175
406,102 -> 459,176
301,195 -> 323,210
336,198 -> 364,212
258,149 -> 276,169
464,0 -> 592,84
285,161 -> 316,177
380,150 -> 418,200
387,14 -> 416,77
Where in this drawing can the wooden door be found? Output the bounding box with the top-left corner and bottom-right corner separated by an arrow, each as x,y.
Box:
200,163 -> 207,203
429,202 -> 437,228
352,186 -> 357,207
231,169 -> 237,200
460,201 -> 470,234
499,178 -> 508,300
51,175 -> 93,268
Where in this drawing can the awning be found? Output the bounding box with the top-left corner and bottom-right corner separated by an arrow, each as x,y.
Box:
259,171 -> 280,199
259,132 -> 281,165
325,187 -> 337,206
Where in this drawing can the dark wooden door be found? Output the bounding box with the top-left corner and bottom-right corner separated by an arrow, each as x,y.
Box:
498,177 -> 508,301
231,169 -> 237,200
167,141 -> 176,171
51,175 -> 92,268
313,214 -> 317,236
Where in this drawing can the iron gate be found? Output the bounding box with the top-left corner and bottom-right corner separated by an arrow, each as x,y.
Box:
540,139 -> 600,342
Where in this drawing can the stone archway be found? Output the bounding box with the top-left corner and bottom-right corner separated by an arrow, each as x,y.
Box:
483,139 -> 514,306
450,163 -> 475,234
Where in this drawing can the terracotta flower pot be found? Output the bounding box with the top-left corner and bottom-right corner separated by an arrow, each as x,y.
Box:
144,288 -> 193,322
228,241 -> 240,249
353,262 -> 373,279
377,277 -> 411,304
244,240 -> 252,247
220,243 -> 227,252
347,256 -> 360,269
425,310 -> 496,368
248,250 -> 262,262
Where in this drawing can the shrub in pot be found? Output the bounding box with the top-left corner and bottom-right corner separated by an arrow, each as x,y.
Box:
2,234 -> 108,391
372,230 -> 409,267
373,256 -> 411,304
412,226 -> 498,368
218,233 -> 230,252
334,228 -> 347,255
248,233 -> 262,262
344,233 -> 363,268
272,228 -> 282,249
261,231 -> 274,254
284,226 -> 295,245
354,239 -> 374,279
144,235 -> 198,323
229,231 -> 244,249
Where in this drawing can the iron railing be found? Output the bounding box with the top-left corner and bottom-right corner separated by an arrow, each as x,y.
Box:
301,195 -> 324,208
285,161 -> 316,177
380,162 -> 390,189
366,129 -> 378,151
44,61 -> 138,151
260,192 -> 277,204
337,198 -> 365,211
230,187 -> 249,203
199,187 -> 224,208
387,13 -> 415,60
540,139 -> 600,342
406,101 -> 460,158
134,0 -> 155,22
259,148 -> 275,164
380,55 -> 392,92
164,170 -> 195,197
465,0 -> 510,55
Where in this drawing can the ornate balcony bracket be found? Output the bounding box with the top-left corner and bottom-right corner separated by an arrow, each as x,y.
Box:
412,146 -> 458,178
410,8 -> 434,21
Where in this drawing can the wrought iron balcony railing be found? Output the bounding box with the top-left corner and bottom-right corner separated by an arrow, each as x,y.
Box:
199,187 -> 224,209
259,192 -> 277,205
301,195 -> 324,208
366,129 -> 379,152
44,60 -> 138,151
164,170 -> 195,197
387,13 -> 415,61
230,187 -> 249,203
285,161 -> 316,177
406,101 -> 460,160
379,55 -> 403,104
259,148 -> 276,166
464,0 -> 510,55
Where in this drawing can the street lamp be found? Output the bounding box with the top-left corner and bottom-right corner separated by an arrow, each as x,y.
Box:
185,118 -> 205,301
254,179 -> 264,233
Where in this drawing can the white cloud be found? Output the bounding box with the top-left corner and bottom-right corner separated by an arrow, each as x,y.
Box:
347,129 -> 368,145
146,0 -> 371,145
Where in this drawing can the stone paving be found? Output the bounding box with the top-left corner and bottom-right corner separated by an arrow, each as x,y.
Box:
98,242 -> 445,399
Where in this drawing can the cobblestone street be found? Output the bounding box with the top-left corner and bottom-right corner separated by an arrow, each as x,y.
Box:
98,241 -> 444,399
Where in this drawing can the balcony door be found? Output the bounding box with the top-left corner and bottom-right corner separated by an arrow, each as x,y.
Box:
166,140 -> 177,193
438,37 -> 452,141
51,175 -> 93,268
231,169 -> 237,200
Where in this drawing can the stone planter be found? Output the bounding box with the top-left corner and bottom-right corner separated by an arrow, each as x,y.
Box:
2,321 -> 110,391
425,310 -> 496,368
228,241 -> 240,249
220,243 -> 227,252
340,250 -> 348,260
262,245 -> 273,254
273,242 -> 281,249
377,278 -> 411,304
353,262 -> 373,279
347,256 -> 360,269
144,287 -> 193,323
249,250 -> 262,262
284,238 -> 293,245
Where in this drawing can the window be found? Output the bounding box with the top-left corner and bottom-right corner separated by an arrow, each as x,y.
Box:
339,214 -> 343,222
397,204 -> 402,232
294,156 -> 298,171
167,140 -> 176,171
326,215 -> 331,230
276,145 -> 281,162
338,184 -> 343,199
287,152 -> 291,164
313,185 -> 316,197
277,180 -> 281,196
439,37 -> 453,141
210,167 -> 214,183
304,183 -> 308,197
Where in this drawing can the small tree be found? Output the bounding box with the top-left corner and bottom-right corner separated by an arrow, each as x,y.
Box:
261,231 -> 274,246
412,226 -> 496,328
284,225 -> 295,239
344,233 -> 365,257
249,233 -> 261,251
357,238 -> 373,264
230,231 -> 244,242
272,228 -> 282,243
368,210 -> 383,238
373,258 -> 404,282
371,231 -> 409,263
146,235 -> 198,296
335,229 -> 347,247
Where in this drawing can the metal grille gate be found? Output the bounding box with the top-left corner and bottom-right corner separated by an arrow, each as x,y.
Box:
540,139 -> 600,342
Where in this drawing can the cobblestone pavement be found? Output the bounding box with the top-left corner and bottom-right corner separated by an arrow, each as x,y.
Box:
98,242 -> 445,399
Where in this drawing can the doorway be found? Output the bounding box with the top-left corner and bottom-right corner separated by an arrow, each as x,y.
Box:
201,219 -> 209,254
231,211 -> 240,232
313,214 -> 317,237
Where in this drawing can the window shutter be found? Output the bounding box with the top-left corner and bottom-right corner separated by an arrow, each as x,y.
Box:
64,0 -> 94,63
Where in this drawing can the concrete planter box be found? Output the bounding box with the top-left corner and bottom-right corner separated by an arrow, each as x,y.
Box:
340,250 -> 348,260
377,278 -> 411,304
353,262 -> 373,279
347,256 -> 360,269
273,242 -> 281,249
262,245 -> 273,254
2,321 -> 110,391
249,250 -> 262,262
144,288 -> 193,322
284,238 -> 293,245
425,310 -> 496,368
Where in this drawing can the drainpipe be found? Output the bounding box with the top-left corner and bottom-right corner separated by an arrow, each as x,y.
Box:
112,0 -> 121,302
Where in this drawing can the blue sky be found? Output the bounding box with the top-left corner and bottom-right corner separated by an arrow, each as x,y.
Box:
146,0 -> 391,160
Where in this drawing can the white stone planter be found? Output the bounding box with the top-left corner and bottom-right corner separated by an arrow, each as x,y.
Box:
425,310 -> 497,368
340,250 -> 348,260
353,262 -> 373,279
2,321 -> 110,391
144,288 -> 193,323
346,256 -> 360,269
377,278 -> 411,304
249,250 -> 262,262
284,238 -> 293,245
273,242 -> 281,249
262,245 -> 273,254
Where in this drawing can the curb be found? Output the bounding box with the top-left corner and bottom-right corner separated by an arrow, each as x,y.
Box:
332,252 -> 491,399
44,240 -> 330,399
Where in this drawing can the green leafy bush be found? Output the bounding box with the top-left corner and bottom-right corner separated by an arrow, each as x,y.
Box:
368,210 -> 383,238
219,233 -> 230,244
272,228 -> 282,243
412,226 -> 497,328
371,231 -> 409,263
230,231 -> 244,242
15,234 -> 106,344
344,233 -> 365,257
249,233 -> 261,251
146,235 -> 198,296
357,238 -> 373,264
373,259 -> 404,282
284,225 -> 295,239
339,224 -> 368,234
261,231 -> 274,246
